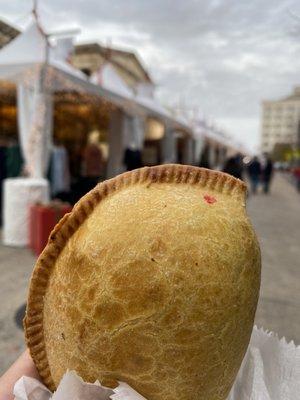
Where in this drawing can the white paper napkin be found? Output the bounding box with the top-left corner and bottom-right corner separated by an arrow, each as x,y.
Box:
228,327 -> 300,400
14,326 -> 300,400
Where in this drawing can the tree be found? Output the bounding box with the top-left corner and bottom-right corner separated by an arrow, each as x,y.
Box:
272,143 -> 293,161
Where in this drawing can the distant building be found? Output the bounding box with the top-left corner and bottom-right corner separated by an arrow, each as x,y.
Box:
261,87 -> 300,153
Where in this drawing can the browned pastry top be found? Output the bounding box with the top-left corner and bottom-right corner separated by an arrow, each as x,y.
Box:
25,164 -> 261,400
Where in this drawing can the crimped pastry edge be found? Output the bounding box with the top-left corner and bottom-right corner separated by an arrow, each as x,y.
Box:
24,164 -> 246,391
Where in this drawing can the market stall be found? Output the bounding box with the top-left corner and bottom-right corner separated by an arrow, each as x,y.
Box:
0,21 -> 193,246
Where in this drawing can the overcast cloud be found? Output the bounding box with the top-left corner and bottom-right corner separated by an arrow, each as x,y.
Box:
1,0 -> 300,151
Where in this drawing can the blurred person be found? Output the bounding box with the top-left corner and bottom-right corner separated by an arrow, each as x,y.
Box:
235,153 -> 244,180
247,156 -> 261,194
293,166 -> 300,192
82,131 -> 104,192
124,142 -> 143,171
261,153 -> 274,194
223,153 -> 243,180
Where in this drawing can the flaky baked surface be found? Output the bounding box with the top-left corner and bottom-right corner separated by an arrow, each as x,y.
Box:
24,164 -> 261,400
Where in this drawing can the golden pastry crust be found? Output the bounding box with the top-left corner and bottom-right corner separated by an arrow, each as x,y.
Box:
24,164 -> 261,400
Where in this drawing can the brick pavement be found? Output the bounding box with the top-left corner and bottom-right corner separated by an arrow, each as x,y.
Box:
0,172 -> 299,374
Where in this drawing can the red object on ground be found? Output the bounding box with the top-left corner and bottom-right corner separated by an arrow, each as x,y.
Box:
29,203 -> 72,256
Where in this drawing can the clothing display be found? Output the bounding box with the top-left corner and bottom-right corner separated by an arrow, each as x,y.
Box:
49,145 -> 71,197
82,143 -> 104,178
199,145 -> 211,169
0,145 -> 7,226
6,143 -> 23,177
0,146 -> 7,180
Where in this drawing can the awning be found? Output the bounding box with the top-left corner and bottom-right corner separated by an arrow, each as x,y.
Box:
0,22 -> 192,134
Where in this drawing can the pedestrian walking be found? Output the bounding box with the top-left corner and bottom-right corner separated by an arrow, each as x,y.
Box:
223,153 -> 244,180
293,166 -> 300,192
261,153 -> 274,194
247,156 -> 261,194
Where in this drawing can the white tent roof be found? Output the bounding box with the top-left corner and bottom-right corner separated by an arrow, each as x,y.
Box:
0,22 -> 85,82
0,22 -> 192,133
90,63 -> 191,132
91,63 -> 134,99
193,119 -> 249,153
0,23 -> 46,65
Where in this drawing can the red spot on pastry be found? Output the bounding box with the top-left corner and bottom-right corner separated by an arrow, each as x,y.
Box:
204,195 -> 217,204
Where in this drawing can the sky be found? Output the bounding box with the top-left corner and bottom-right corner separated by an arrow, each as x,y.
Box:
1,0 -> 300,152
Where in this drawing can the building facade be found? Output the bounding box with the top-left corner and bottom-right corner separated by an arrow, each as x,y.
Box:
261,87 -> 300,153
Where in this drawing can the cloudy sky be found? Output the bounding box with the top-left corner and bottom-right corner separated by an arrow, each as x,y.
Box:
1,0 -> 300,151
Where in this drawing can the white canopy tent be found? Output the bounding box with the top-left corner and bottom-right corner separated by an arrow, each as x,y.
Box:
193,119 -> 247,154
0,20 -> 193,246
0,22 -> 89,178
191,118 -> 250,169
91,63 -> 145,152
91,62 -> 134,100
0,22 -> 192,177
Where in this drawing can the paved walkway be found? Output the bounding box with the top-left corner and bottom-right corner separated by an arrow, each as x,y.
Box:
247,173 -> 300,344
0,243 -> 35,373
0,172 -> 299,374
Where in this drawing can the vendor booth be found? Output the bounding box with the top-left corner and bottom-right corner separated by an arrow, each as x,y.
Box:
0,20 -> 193,247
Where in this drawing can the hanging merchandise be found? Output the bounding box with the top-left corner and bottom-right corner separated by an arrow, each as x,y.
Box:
122,114 -> 144,171
79,131 -> 105,195
123,114 -> 145,150
83,143 -> 104,178
17,82 -> 53,179
49,144 -> 71,197
0,145 -> 6,179
82,130 -> 105,179
5,140 -> 23,177
0,140 -> 7,226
